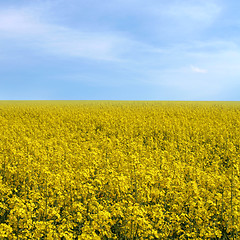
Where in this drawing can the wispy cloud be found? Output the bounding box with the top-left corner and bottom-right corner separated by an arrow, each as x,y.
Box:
138,37 -> 240,100
0,0 -> 240,100
0,0 -> 224,63
164,1 -> 221,22
136,0 -> 222,40
0,7 -> 135,61
191,66 -> 208,74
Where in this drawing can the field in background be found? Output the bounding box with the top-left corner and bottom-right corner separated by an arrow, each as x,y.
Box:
0,101 -> 240,239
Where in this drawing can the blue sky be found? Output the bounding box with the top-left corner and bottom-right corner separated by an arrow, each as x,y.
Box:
0,0 -> 240,100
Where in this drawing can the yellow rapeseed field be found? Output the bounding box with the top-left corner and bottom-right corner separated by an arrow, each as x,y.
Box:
0,101 -> 239,239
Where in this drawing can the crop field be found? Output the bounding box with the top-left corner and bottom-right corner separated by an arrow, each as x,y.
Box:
0,101 -> 240,239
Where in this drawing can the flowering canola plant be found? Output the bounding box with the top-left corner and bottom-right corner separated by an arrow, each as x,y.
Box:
0,101 -> 240,239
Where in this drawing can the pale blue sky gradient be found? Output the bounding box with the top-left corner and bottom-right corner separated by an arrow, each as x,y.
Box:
0,0 -> 240,100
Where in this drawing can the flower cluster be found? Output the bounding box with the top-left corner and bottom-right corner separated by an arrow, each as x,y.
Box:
0,101 -> 239,239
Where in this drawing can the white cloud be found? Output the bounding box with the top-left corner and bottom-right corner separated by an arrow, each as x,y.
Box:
145,0 -> 223,41
0,2 -> 238,91
138,37 -> 240,100
0,0 -> 224,63
191,66 -> 208,73
0,10 -> 39,36
165,1 -> 221,23
0,7 -> 134,61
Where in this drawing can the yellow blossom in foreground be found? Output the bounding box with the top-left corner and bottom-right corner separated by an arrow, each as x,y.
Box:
0,101 -> 240,239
